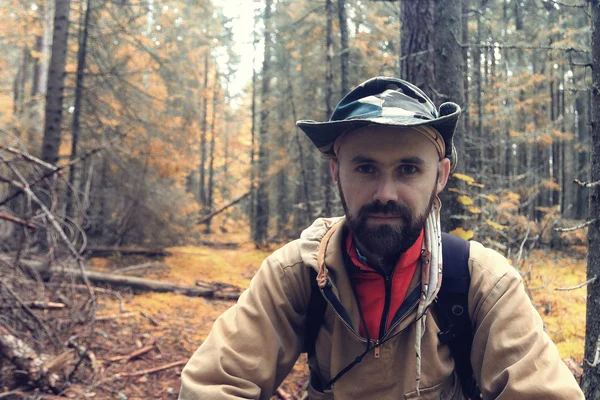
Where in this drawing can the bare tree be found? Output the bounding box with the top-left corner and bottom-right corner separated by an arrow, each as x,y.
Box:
400,0 -> 435,99
433,0 -> 464,232
40,0 -> 72,166
254,0 -> 273,246
66,0 -> 93,219
581,1 -> 600,396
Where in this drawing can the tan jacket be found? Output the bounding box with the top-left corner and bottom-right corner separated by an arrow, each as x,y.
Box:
179,218 -> 584,399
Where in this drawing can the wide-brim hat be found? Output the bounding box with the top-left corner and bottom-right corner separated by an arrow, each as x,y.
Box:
296,76 -> 461,167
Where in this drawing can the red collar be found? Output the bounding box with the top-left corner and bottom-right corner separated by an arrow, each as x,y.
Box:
345,229 -> 424,273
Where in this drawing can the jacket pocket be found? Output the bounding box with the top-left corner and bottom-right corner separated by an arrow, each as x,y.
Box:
404,373 -> 460,400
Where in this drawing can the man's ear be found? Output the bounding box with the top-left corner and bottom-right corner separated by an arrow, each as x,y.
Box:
436,158 -> 451,194
330,158 -> 339,184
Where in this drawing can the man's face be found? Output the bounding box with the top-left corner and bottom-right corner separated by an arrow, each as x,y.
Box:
330,126 -> 450,260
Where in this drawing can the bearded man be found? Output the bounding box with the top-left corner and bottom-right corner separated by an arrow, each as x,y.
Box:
179,77 -> 584,399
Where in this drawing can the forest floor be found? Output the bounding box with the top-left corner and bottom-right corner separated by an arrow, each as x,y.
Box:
84,236 -> 587,399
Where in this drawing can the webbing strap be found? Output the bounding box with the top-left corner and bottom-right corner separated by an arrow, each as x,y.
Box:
303,268 -> 327,358
437,232 -> 482,399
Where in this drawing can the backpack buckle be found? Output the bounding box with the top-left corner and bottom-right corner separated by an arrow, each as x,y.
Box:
438,324 -> 458,345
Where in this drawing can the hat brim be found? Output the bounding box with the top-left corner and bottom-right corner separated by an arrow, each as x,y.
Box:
297,102 -> 460,158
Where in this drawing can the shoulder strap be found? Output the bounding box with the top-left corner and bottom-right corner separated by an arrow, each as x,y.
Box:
437,232 -> 482,399
303,267 -> 327,357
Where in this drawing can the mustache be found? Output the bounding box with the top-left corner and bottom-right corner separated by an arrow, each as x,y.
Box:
357,201 -> 411,217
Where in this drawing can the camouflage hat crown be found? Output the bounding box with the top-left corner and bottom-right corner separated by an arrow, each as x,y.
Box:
296,76 -> 461,169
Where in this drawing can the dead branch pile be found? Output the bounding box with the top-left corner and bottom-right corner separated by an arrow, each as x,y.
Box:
0,139 -> 105,397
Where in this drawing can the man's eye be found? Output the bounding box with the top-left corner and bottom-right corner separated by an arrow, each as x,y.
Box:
356,165 -> 375,174
399,165 -> 418,175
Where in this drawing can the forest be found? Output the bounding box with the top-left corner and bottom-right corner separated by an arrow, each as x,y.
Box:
1,0 -> 600,398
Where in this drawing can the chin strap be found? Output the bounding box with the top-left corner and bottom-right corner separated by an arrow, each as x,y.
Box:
414,196 -> 444,395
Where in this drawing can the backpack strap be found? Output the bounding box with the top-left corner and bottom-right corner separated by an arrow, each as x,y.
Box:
303,267 -> 328,391
303,267 -> 327,358
436,232 -> 482,399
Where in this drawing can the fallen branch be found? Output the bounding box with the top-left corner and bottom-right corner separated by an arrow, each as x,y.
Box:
141,311 -> 160,326
197,191 -> 251,224
0,211 -> 39,229
107,343 -> 154,362
0,135 -> 123,207
118,359 -> 187,377
574,178 -> 600,188
26,301 -> 66,310
196,280 -> 242,300
0,326 -> 73,391
554,218 -> 596,232
113,262 -> 165,274
556,275 -> 597,291
197,240 -> 239,249
0,281 -> 62,347
0,301 -> 66,310
2,257 -> 215,298
84,246 -> 171,257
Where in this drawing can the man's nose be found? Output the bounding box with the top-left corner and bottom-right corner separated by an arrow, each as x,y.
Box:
373,176 -> 399,204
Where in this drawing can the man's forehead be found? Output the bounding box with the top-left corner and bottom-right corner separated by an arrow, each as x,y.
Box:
335,126 -> 439,161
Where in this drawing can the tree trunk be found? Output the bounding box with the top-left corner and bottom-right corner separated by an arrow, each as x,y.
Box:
286,66 -> 312,225
199,54 -> 209,208
575,90 -> 590,219
66,0 -> 92,219
13,47 -> 29,118
249,15 -> 258,239
28,8 -> 49,151
276,110 -> 288,238
254,0 -> 273,246
205,72 -> 218,233
462,0 -> 471,170
581,0 -> 600,397
338,0 -> 349,95
40,0 -> 72,166
474,0 -> 484,175
433,0 -> 464,232
400,0 -> 435,99
321,0 -> 334,217
502,0 -> 512,183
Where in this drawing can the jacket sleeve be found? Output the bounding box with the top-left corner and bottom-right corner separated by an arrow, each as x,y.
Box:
179,243 -> 310,400
468,242 -> 584,400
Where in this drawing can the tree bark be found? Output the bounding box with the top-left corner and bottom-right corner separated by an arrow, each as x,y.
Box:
254,0 -> 273,246
400,0 -> 435,99
321,0 -> 334,217
338,0 -> 349,95
40,0 -> 72,166
249,12 -> 259,240
199,54 -> 209,208
581,1 -> 600,397
575,90 -> 590,219
462,0 -> 471,161
286,66 -> 312,225
66,0 -> 92,219
434,0 -> 464,232
205,71 -> 218,233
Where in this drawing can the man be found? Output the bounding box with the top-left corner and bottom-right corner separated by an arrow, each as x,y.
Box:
179,77 -> 584,399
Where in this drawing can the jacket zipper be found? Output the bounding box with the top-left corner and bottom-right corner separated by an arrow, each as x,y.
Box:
319,283 -> 368,344
378,273 -> 393,340
319,277 -> 420,359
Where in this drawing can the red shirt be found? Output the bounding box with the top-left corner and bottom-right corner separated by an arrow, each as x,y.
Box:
345,230 -> 423,339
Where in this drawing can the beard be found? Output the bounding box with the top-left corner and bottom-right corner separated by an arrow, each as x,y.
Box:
337,174 -> 437,263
